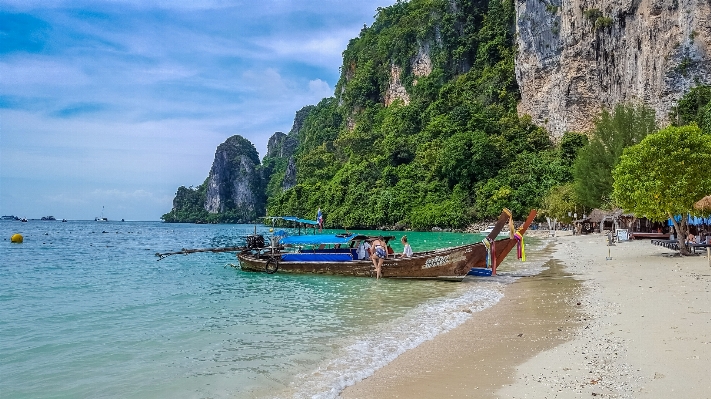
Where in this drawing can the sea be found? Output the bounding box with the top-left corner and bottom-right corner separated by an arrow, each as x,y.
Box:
0,221 -> 547,399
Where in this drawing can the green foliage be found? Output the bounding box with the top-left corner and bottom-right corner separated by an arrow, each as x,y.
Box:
582,8 -> 612,30
612,125 -> 711,220
296,98 -> 342,154
701,103 -> 711,134
436,130 -> 501,190
669,84 -> 711,126
475,150 -> 570,219
573,104 -> 657,209
161,183 -> 209,223
540,183 -> 578,222
675,56 -> 693,77
594,16 -> 613,29
583,9 -> 603,21
558,131 -> 588,166
262,0 -> 578,229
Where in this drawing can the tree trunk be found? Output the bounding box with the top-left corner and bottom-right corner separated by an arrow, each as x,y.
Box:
669,213 -> 692,256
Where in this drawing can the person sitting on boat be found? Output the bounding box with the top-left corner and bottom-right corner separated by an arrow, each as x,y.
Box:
400,235 -> 413,258
356,240 -> 371,260
370,236 -> 386,279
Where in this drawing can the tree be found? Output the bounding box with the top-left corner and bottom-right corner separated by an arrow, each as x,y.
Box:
573,104 -> 657,209
540,183 -> 579,224
558,131 -> 588,166
669,85 -> 711,126
475,150 -> 570,219
612,125 -> 711,255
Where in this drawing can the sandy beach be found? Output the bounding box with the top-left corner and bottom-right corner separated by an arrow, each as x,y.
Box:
340,233 -> 711,398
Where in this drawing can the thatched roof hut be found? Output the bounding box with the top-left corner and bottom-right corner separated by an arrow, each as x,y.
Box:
587,208 -> 610,224
576,209 -> 635,233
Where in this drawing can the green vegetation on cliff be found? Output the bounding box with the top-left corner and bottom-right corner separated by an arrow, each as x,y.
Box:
162,182 -> 209,223
669,84 -> 711,134
163,135 -> 265,224
266,0 -> 574,229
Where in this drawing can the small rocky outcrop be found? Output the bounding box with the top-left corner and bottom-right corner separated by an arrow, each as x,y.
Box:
384,42 -> 434,106
282,157 -> 297,190
412,42 -> 433,78
385,64 -> 411,106
266,131 -> 298,159
204,135 -> 265,222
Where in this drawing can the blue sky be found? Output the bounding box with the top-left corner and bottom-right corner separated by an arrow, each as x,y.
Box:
0,0 -> 396,221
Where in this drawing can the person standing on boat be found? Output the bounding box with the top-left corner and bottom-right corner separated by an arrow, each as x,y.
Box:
357,240 -> 371,260
400,235 -> 413,258
370,236 -> 386,279
317,207 -> 324,233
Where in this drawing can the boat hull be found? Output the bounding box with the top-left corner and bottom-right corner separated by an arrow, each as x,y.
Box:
238,209 -> 536,280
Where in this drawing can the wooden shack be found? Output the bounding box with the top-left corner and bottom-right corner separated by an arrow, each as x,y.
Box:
573,208 -> 670,239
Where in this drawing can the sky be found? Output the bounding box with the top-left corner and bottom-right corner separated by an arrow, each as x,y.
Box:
0,0 -> 396,221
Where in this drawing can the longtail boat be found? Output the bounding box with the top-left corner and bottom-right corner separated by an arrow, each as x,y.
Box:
237,209 -> 537,281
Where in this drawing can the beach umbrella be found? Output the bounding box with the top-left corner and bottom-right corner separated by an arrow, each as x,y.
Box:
694,195 -> 711,211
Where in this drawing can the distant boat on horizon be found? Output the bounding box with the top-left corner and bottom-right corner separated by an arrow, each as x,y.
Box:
1,215 -> 20,221
95,206 -> 108,222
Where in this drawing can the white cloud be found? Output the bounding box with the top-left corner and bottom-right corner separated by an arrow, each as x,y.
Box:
88,188 -> 172,204
0,1 -> 398,220
0,57 -> 90,88
253,28 -> 355,68
308,79 -> 332,99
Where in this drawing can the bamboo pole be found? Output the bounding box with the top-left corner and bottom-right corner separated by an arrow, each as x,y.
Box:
155,246 -> 247,260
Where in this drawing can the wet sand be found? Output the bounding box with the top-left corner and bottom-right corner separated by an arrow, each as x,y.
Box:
341,243 -> 584,398
341,234 -> 711,398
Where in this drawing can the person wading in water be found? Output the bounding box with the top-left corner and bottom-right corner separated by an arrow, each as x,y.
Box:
370,236 -> 386,279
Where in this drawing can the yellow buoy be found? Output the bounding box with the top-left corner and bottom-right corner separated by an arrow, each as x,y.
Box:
269,228 -> 274,232
11,233 -> 23,243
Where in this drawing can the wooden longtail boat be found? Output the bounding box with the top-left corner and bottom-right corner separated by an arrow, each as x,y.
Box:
238,209 -> 537,280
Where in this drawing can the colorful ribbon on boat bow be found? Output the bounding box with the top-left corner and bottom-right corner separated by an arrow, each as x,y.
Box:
482,237 -> 496,268
514,230 -> 525,261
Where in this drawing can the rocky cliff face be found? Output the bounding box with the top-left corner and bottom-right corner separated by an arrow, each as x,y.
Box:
204,135 -> 265,222
266,131 -> 298,159
516,0 -> 711,137
263,130 -> 298,191
263,106 -> 314,192
383,43 -> 434,107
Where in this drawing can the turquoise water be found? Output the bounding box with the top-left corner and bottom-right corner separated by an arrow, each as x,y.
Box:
0,221 -> 543,398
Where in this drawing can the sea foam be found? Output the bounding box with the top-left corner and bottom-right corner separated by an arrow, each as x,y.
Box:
284,284 -> 505,399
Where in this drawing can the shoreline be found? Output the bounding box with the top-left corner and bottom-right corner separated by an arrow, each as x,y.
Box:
340,233 -> 711,398
340,239 -> 583,398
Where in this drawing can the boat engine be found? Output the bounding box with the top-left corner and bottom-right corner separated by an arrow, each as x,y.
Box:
247,234 -> 265,249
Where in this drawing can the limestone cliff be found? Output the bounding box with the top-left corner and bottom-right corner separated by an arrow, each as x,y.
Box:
262,106 -> 314,194
516,0 -> 711,137
204,135 -> 265,222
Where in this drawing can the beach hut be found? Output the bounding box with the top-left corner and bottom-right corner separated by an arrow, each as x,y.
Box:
572,216 -> 595,235
584,208 -> 633,234
587,209 -> 611,233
